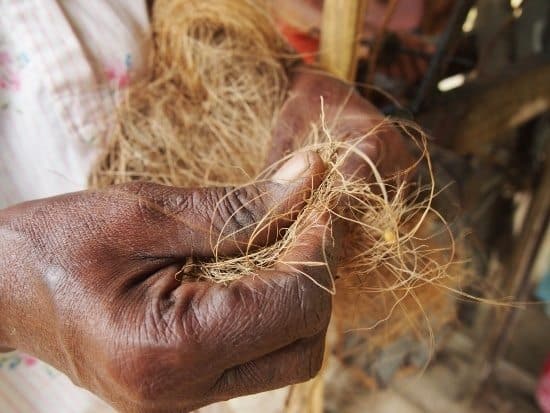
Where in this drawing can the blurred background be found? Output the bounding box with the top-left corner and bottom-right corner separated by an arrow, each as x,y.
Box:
275,0 -> 550,412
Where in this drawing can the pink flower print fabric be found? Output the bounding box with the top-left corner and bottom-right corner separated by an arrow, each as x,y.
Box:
0,44 -> 30,92
104,53 -> 133,88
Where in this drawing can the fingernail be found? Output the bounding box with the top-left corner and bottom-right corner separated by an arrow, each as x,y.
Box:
271,151 -> 312,184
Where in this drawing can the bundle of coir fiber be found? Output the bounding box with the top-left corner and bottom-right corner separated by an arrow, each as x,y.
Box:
90,0 -> 462,410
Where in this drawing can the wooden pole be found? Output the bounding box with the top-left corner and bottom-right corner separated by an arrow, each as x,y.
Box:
320,0 -> 368,81
308,3 -> 367,411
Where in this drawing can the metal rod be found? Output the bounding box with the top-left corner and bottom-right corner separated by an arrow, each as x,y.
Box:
410,0 -> 476,114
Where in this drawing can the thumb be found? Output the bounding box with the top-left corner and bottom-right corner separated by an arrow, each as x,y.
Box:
129,151 -> 326,258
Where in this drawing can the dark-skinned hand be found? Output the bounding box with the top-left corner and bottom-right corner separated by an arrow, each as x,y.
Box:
0,151 -> 332,413
0,67 -> 414,413
269,66 -> 414,180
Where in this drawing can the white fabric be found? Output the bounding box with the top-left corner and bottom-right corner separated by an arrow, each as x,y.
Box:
0,1 -> 289,411
0,0 -> 149,208
0,1 -> 147,411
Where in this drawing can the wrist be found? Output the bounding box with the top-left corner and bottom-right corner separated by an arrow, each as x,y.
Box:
0,211 -> 15,349
0,207 -> 30,351
0,205 -> 65,365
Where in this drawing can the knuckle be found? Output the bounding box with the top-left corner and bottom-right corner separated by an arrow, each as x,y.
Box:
124,182 -> 164,220
124,182 -> 191,223
215,185 -> 266,234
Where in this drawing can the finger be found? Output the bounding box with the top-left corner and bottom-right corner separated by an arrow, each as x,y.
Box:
335,134 -> 382,182
268,94 -> 312,166
267,69 -> 362,167
171,212 -> 333,369
210,331 -> 326,401
332,109 -> 416,184
273,211 -> 335,290
121,151 -> 326,258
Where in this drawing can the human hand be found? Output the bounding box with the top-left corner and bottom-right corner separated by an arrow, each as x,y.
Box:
269,67 -> 414,181
0,151 -> 332,413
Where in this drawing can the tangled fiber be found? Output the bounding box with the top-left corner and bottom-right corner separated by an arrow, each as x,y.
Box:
90,0 -> 293,188
90,0 -> 463,404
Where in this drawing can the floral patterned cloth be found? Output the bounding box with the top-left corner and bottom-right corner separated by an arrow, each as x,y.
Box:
0,1 -> 146,411
0,352 -> 114,412
0,0 -> 150,209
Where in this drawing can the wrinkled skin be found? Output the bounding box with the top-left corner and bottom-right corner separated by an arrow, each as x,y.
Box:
269,67 -> 413,178
0,69 -> 412,413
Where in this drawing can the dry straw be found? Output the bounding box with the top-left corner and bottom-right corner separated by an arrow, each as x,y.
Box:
90,0 -> 293,189
90,0 -> 463,385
